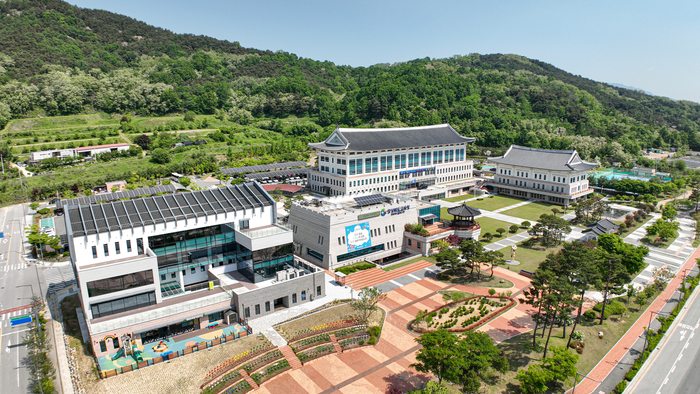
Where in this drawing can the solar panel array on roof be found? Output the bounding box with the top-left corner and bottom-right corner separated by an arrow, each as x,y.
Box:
66,183 -> 273,237
353,194 -> 386,207
56,184 -> 177,209
244,168 -> 308,180
220,161 -> 307,175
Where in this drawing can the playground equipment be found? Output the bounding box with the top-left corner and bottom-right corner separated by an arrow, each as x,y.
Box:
132,344 -> 143,362
152,341 -> 169,352
111,347 -> 126,360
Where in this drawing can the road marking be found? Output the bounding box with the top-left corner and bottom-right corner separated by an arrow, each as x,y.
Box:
680,330 -> 687,341
678,354 -> 683,361
684,342 -> 689,349
671,365 -> 676,373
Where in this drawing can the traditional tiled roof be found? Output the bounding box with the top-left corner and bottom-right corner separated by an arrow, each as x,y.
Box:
308,124 -> 475,152
488,145 -> 598,172
447,203 -> 481,218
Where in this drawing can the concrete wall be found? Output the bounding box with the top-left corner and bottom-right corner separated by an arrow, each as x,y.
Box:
235,270 -> 325,319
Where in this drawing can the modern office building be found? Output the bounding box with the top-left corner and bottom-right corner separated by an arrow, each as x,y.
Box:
288,193 -> 481,270
307,124 -> 476,198
487,145 -> 598,206
64,183 -> 325,359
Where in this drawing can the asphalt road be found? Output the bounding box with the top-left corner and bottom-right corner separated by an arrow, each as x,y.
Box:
0,203 -> 46,394
630,281 -> 700,394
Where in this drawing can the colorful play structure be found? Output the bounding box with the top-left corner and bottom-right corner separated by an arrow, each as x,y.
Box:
152,341 -> 169,352
110,335 -> 144,363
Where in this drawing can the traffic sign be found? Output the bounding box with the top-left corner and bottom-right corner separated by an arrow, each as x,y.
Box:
0,232 -> 4,238
10,315 -> 32,326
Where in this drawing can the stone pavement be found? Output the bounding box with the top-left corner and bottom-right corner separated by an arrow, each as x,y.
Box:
250,270 -> 534,394
568,244 -> 700,394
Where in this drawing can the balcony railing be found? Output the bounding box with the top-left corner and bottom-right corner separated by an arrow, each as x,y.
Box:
239,224 -> 291,238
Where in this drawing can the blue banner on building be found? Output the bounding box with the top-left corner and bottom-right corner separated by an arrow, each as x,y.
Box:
345,222 -> 372,252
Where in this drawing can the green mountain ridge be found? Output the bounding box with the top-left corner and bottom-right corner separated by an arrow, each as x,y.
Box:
1,0 -> 700,161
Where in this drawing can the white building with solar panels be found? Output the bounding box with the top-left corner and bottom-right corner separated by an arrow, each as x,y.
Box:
307,124 -> 476,199
64,182 -> 325,360
288,193 -> 450,270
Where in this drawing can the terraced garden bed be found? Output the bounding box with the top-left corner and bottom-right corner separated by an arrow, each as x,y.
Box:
410,295 -> 516,333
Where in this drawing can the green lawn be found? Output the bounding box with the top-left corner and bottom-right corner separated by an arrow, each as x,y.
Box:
641,231 -> 678,249
501,201 -> 566,222
476,217 -> 526,239
443,193 -> 478,203
456,195 -> 526,211
436,270 -> 515,288
497,242 -> 564,274
492,295 -> 654,393
335,261 -> 376,275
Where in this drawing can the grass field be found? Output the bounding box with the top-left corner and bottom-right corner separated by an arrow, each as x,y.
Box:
455,195 -> 525,211
501,201 -> 565,222
497,242 -> 564,274
443,193 -> 477,203
476,217 -> 526,238
492,296 -> 654,393
436,270 -> 515,288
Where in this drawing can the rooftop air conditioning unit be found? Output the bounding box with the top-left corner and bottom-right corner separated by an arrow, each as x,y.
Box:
276,271 -> 287,282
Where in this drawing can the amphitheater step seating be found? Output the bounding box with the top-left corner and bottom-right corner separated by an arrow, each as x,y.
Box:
343,260 -> 434,289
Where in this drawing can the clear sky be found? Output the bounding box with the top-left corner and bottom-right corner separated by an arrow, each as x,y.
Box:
67,0 -> 700,103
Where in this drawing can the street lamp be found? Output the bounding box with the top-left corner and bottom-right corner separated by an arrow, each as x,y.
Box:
642,310 -> 670,356
571,371 -> 602,394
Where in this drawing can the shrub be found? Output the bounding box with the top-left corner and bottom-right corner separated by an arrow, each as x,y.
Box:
369,326 -> 381,337
488,288 -> 496,296
368,336 -> 376,345
614,380 -> 627,394
583,309 -> 597,320
37,208 -> 50,215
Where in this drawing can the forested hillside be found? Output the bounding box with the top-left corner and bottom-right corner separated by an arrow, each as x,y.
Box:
2,0 -> 700,165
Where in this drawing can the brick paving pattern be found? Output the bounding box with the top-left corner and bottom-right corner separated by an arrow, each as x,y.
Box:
342,260 -> 434,289
251,267 -> 533,393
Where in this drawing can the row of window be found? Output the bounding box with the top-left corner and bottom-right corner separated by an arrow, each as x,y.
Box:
345,149 -> 466,175
407,238 -> 422,249
242,286 -> 322,317
91,239 -> 143,259
497,177 -> 572,193
90,291 -> 157,319
86,270 -> 154,297
498,168 -> 587,184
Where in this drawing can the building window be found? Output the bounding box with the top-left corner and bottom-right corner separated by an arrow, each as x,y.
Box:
200,266 -> 205,272
317,286 -> 322,296
86,270 -> 155,297
255,304 -> 260,315
302,291 -> 306,301
92,246 -> 97,259
137,238 -> 144,254
99,341 -> 107,352
90,291 -> 157,319
126,240 -> 132,253
191,268 -> 196,274
245,307 -> 250,318
408,239 -> 412,246
240,219 -> 249,229
265,301 -> 270,312
160,274 -> 166,281
307,248 -> 323,261
115,242 -> 121,255
171,273 -> 176,279
292,293 -> 297,303
182,270 -> 186,276
417,241 -> 422,249
103,244 -> 109,257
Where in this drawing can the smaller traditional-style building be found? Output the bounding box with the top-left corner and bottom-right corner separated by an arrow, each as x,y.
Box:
487,145 -> 598,206
580,219 -> 619,242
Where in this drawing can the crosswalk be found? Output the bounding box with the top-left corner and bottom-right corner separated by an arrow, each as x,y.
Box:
1,263 -> 28,272
0,308 -> 32,327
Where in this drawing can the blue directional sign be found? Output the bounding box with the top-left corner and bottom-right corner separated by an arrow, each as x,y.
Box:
10,315 -> 32,326
0,232 -> 4,238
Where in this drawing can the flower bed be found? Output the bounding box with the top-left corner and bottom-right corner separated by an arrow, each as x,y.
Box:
288,319 -> 360,342
241,349 -> 284,373
289,324 -> 368,352
250,359 -> 290,385
219,379 -> 251,394
201,344 -> 274,389
201,370 -> 242,394
338,334 -> 371,350
297,344 -> 336,363
410,295 -> 516,333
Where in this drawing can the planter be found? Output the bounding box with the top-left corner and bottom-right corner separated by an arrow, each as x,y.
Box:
409,295 -> 516,334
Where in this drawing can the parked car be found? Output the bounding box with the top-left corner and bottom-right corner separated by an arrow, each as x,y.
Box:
49,198 -> 60,205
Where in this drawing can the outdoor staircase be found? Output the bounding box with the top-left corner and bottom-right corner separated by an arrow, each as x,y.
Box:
238,369 -> 259,390
343,260 -> 434,289
329,334 -> 342,354
280,345 -> 302,369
